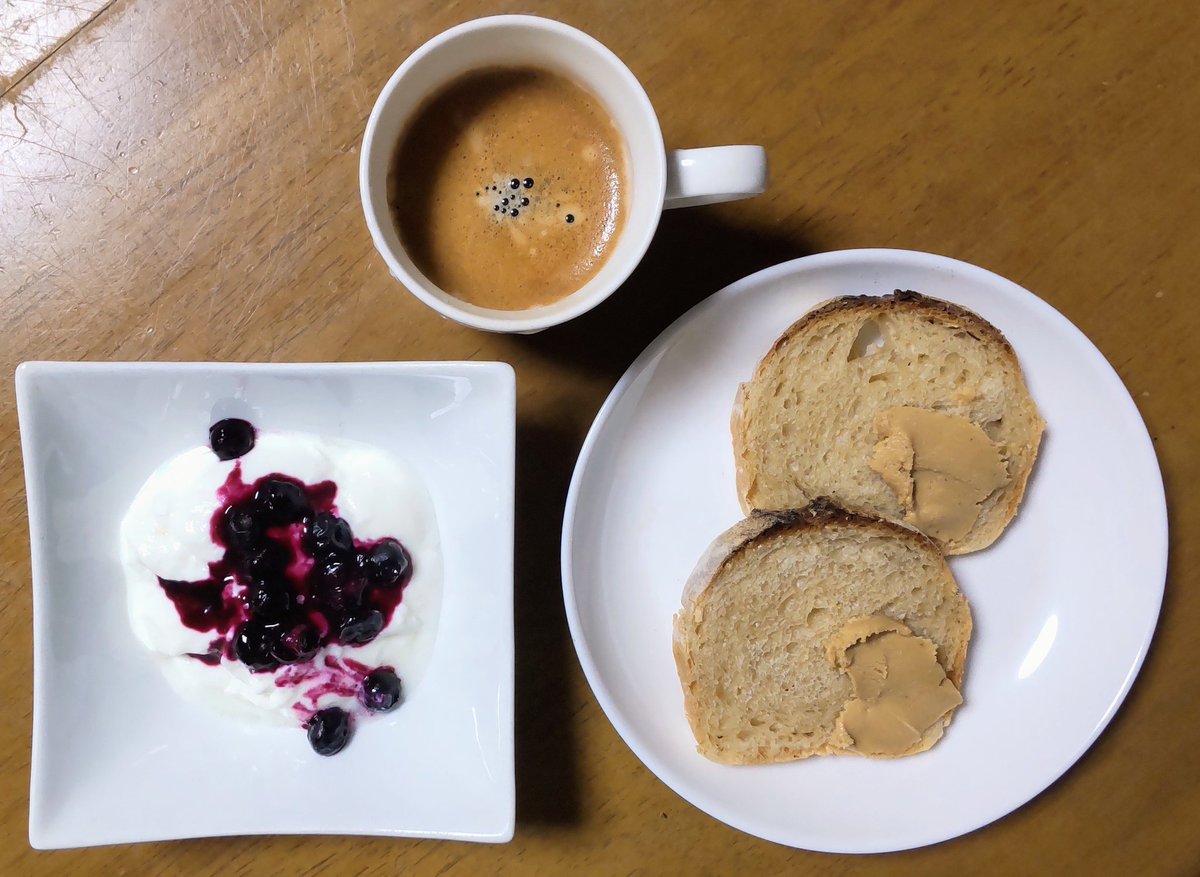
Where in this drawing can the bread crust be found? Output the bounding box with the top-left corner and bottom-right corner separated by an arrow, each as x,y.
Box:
672,500 -> 972,764
766,290 -> 1017,360
732,290 -> 1044,553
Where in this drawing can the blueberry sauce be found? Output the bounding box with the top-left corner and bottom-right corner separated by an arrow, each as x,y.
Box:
155,423 -> 416,754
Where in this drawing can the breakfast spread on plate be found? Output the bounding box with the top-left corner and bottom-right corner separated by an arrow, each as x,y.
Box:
674,290 -> 1043,762
121,418 -> 442,755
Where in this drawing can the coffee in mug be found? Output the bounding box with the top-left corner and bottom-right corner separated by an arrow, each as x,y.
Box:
387,66 -> 628,311
361,15 -> 768,333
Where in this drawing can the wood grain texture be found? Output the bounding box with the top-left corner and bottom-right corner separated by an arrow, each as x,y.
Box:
1,0 -> 1197,874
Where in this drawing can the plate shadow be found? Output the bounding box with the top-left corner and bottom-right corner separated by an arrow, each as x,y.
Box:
510,209 -> 816,826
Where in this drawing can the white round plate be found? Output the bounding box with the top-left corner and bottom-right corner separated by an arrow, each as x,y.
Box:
561,249 -> 1167,853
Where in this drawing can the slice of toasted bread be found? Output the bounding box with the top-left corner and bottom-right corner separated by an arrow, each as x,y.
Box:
672,500 -> 971,764
732,290 -> 1044,554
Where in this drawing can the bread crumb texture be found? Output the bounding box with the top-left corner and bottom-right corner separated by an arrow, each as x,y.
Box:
673,504 -> 970,764
734,290 -> 1044,554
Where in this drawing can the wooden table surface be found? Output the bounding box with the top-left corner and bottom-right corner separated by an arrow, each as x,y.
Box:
2,0 -> 1197,873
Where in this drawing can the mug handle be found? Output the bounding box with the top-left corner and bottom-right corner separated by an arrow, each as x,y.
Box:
663,145 -> 768,209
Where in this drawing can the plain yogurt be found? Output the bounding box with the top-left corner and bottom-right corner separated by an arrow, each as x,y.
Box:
120,430 -> 442,726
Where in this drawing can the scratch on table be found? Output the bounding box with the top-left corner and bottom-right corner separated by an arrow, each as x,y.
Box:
232,287 -> 267,339
157,216 -> 212,292
8,101 -> 29,139
211,234 -> 232,272
337,0 -> 356,73
0,130 -> 105,173
13,91 -> 110,172
204,281 -> 219,332
304,32 -> 320,132
121,45 -> 171,94
226,1 -> 251,44
64,39 -> 172,106
141,298 -> 161,339
61,66 -> 89,102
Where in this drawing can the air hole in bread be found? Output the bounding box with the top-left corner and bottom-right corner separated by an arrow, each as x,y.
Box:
847,319 -> 886,361
805,606 -> 827,625
983,417 -> 1004,440
867,372 -> 895,383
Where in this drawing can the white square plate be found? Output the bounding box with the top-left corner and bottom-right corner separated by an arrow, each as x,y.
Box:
17,361 -> 516,849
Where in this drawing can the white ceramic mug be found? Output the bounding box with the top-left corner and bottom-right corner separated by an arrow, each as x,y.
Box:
360,15 -> 768,333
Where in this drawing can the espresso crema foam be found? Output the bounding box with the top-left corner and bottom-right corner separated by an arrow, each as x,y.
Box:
388,66 -> 628,310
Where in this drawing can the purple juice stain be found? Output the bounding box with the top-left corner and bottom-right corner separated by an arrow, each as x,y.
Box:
158,574 -> 242,633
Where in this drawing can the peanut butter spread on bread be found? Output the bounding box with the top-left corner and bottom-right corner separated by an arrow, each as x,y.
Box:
826,615 -> 963,757
869,407 -> 1009,542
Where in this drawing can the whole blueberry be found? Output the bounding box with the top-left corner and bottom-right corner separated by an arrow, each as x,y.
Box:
253,478 -> 311,525
209,419 -> 256,461
363,539 -> 410,587
233,621 -> 281,672
246,579 -> 291,620
312,566 -> 365,613
240,541 -> 291,578
221,505 -> 261,550
270,622 -> 320,664
314,554 -> 353,587
313,584 -> 348,614
306,707 -> 352,756
361,668 -> 403,712
339,609 -> 384,645
308,512 -> 354,554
